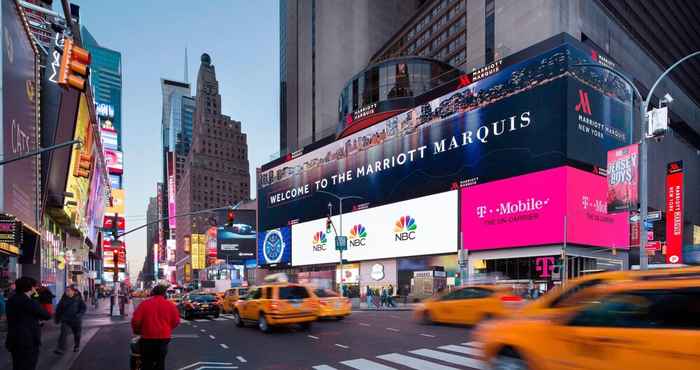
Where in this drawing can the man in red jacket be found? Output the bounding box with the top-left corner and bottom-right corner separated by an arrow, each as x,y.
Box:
131,284 -> 180,370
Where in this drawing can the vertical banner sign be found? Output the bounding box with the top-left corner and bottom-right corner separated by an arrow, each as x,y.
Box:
606,144 -> 639,213
665,161 -> 683,264
167,152 -> 177,229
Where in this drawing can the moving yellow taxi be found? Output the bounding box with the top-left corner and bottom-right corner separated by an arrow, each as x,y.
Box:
414,285 -> 522,326
233,283 -> 318,333
519,266 -> 700,318
313,288 -> 351,319
221,287 -> 248,314
477,278 -> 700,370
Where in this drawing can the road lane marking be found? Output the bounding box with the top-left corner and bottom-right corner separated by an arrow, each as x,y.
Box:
389,315 -> 401,319
335,344 -> 350,349
176,362 -> 235,370
462,341 -> 484,348
195,319 -> 209,322
419,333 -> 436,338
312,366 -> 338,370
308,335 -> 319,339
386,327 -> 400,332
359,323 -> 371,327
341,358 -> 397,370
209,335 -> 216,340
236,356 -> 247,363
200,329 -> 206,332
438,344 -> 482,357
171,334 -> 199,338
377,353 -> 458,370
220,343 -> 229,349
410,348 -> 486,370
192,325 -> 198,328
214,317 -> 228,321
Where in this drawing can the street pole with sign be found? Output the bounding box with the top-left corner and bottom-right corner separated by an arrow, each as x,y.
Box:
318,191 -> 361,296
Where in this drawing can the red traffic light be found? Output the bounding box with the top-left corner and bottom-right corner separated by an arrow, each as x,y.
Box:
58,37 -> 91,91
225,209 -> 235,226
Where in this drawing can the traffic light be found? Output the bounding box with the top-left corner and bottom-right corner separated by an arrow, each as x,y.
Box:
110,213 -> 120,239
58,37 -> 91,91
326,217 -> 332,234
225,208 -> 235,227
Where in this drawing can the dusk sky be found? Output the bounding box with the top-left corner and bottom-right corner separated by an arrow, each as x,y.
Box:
69,0 -> 280,280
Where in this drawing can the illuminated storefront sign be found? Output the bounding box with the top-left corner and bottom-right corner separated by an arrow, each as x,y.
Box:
257,227 -> 291,266
105,189 -> 125,215
0,217 -> 22,255
191,234 -> 206,269
104,149 -> 123,175
167,152 -> 176,229
63,95 -> 93,234
665,161 -> 684,264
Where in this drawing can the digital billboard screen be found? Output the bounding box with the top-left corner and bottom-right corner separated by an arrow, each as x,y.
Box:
217,209 -> 256,260
258,226 -> 291,267
291,191 -> 457,266
258,41 -> 632,232
460,166 -> 629,251
104,149 -> 123,175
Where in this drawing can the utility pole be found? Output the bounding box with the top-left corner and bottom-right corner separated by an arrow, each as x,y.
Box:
318,191 -> 361,296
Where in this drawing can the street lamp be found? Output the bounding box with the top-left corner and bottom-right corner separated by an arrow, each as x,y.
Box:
0,139 -> 81,166
317,190 -> 362,296
574,50 -> 700,270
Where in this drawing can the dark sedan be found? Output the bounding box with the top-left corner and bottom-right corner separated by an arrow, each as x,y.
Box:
179,294 -> 221,320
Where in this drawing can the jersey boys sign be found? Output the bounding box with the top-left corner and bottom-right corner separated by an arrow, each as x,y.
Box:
606,144 -> 639,213
291,191 -> 457,266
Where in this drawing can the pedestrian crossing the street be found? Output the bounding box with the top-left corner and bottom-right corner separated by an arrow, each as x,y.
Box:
312,341 -> 486,370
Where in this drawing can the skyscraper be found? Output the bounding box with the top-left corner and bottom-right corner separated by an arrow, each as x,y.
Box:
175,53 -> 250,284
279,0 -> 420,155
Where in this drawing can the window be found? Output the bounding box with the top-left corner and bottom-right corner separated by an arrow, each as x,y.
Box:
248,288 -> 262,300
278,286 -> 310,300
485,0 -> 495,63
265,287 -> 273,299
549,279 -> 604,308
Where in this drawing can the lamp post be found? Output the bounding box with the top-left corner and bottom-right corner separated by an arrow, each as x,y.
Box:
574,50 -> 700,270
0,140 -> 81,166
317,190 -> 362,296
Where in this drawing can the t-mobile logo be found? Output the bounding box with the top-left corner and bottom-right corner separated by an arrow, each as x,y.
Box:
575,89 -> 592,115
535,256 -> 556,278
476,206 -> 488,218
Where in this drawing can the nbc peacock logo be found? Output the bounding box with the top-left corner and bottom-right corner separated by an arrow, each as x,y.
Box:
312,231 -> 327,252
394,215 -> 417,241
348,224 -> 368,247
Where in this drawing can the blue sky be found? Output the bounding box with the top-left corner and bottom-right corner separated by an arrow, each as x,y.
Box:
70,0 -> 280,280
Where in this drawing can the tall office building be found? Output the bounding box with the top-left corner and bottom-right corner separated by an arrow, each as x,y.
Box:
279,0 -> 420,155
175,53 -> 251,283
141,196 -> 158,283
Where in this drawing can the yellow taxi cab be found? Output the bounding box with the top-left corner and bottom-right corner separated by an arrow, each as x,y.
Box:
414,285 -> 522,326
313,288 -> 351,319
232,283 -> 319,333
221,287 -> 249,314
519,266 -> 700,318
476,278 -> 700,370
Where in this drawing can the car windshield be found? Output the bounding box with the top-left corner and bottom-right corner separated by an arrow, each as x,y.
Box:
278,286 -> 310,300
314,289 -> 338,298
190,295 -> 216,302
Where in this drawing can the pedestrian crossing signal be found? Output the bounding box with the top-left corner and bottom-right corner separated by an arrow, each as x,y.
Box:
58,37 -> 91,91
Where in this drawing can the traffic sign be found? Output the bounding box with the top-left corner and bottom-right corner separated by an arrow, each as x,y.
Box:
646,211 -> 662,221
335,236 -> 348,251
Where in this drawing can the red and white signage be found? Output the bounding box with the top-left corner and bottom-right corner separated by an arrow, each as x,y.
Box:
103,215 -> 125,231
665,161 -> 684,264
606,144 -> 639,213
104,149 -> 123,175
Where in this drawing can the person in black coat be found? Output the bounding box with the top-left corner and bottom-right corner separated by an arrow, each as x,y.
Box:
54,285 -> 87,355
5,277 -> 51,370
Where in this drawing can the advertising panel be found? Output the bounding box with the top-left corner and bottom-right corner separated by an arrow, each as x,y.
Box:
85,154 -> 107,245
105,189 -> 125,215
460,167 -> 628,251
104,149 -> 123,175
153,244 -> 158,278
258,42 -> 632,231
109,174 -> 121,189
336,263 -> 359,284
665,161 -> 683,264
100,127 -> 118,150
63,95 -> 93,234
0,216 -> 22,255
2,0 -> 39,230
156,183 -> 165,262
206,227 -> 217,259
257,226 -> 292,266
191,234 -> 206,269
217,209 -> 256,260
166,239 -> 176,264
606,144 -> 639,213
167,152 -> 176,229
292,191 -> 458,266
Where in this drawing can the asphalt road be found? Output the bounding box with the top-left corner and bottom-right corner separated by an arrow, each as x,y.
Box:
122,310 -> 482,370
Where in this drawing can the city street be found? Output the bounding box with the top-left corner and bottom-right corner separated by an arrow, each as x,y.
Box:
70,309 -> 482,370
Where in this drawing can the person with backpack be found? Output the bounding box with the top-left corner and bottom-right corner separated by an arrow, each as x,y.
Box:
54,285 -> 87,355
5,277 -> 51,370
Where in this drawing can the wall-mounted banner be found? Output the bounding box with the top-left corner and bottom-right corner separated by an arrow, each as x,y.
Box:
258,40 -> 632,231
105,189 -> 125,215
292,191 -> 457,266
460,166 -> 629,251
257,226 -> 292,266
665,161 -> 683,264
104,149 -> 123,175
218,210 -> 256,259
167,152 -> 177,229
100,128 -> 118,150
0,216 -> 22,255
606,144 -> 638,213
191,234 -> 206,269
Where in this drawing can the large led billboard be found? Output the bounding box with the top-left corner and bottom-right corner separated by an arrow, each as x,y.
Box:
258,227 -> 292,267
167,152 -> 176,229
104,149 -> 123,175
460,166 -> 629,251
258,38 -> 632,232
217,209 -> 256,260
292,191 -> 458,266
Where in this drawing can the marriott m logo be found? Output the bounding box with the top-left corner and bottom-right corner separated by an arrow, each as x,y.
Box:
575,89 -> 592,115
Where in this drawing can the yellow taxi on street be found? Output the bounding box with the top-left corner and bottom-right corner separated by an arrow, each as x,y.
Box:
313,288 -> 351,319
518,266 -> 700,318
414,285 -> 522,326
233,283 -> 319,333
221,287 -> 248,313
476,278 -> 700,370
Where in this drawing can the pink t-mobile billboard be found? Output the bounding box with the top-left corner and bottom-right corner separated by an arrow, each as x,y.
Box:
461,167 -> 629,251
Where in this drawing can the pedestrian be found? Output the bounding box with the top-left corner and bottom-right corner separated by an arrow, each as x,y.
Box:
83,290 -> 89,302
365,286 -> 373,309
54,285 -> 86,355
373,288 -> 381,310
387,284 -> 396,308
38,286 -> 55,317
132,284 -> 180,370
380,287 -> 388,307
0,290 -> 5,321
5,277 -> 51,370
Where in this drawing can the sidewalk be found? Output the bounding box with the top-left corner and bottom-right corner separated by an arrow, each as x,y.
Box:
0,299 -> 134,370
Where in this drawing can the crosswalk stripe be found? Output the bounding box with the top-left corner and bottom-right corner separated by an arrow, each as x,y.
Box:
409,349 -> 486,370
341,358 -> 397,370
214,317 -> 228,321
377,353 -> 459,370
461,341 -> 483,348
195,319 -> 209,322
438,345 -> 482,357
312,365 -> 338,370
